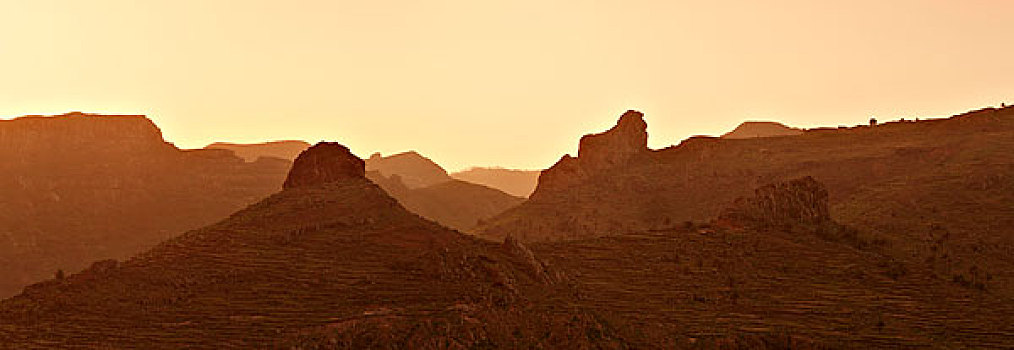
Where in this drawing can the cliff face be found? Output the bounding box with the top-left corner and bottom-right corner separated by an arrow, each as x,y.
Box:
577,110 -> 649,170
531,110 -> 650,200
0,112 -> 169,155
0,113 -> 290,298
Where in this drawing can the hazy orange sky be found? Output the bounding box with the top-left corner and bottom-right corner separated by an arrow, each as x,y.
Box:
1,1 -> 1012,171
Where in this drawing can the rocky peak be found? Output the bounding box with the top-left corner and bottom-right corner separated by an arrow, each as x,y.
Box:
577,110 -> 649,169
282,142 -> 365,189
718,176 -> 831,228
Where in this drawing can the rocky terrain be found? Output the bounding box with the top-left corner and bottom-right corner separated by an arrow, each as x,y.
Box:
0,114 -> 523,299
0,143 -> 609,348
531,176 -> 1014,347
450,167 -> 540,198
722,121 -> 803,139
4,153 -> 1010,347
204,140 -> 310,162
480,106 -> 1014,300
0,112 -> 289,298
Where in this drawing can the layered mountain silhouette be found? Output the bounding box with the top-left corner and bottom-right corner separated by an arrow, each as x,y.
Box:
204,140 -> 310,162
5,158 -> 1012,347
0,112 -> 288,298
480,107 -> 1014,298
451,167 -> 541,198
366,151 -> 452,189
0,114 -> 522,298
722,121 -> 803,139
366,171 -> 523,232
0,142 -> 613,348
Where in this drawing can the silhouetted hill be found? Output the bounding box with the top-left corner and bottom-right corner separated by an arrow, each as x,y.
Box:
480,106 -> 1014,298
0,112 -> 288,298
0,142 -> 608,348
451,167 -> 540,198
365,151 -> 452,189
722,121 -> 803,139
204,140 -> 310,161
6,171 -> 1012,347
367,172 -> 523,232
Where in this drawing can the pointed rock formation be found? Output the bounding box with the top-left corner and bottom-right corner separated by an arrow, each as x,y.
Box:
577,110 -> 649,170
530,110 -> 650,199
282,142 -> 365,189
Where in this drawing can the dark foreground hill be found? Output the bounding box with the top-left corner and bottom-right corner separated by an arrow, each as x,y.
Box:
0,143 -> 604,348
4,162 -> 1011,348
531,177 -> 1014,347
0,112 -> 289,298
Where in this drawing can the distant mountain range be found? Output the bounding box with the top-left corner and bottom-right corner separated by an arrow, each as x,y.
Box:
0,114 -> 520,297
205,140 -> 311,162
450,167 -> 540,198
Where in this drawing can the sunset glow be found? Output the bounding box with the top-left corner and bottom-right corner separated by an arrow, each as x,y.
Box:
1,0 -> 1011,171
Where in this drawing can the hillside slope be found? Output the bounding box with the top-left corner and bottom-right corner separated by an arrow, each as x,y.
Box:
480,106 -> 1014,297
0,143 -> 604,348
0,113 -> 289,298
451,167 -> 540,198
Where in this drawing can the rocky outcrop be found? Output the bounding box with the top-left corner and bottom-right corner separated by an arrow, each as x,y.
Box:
529,110 -> 650,199
283,142 -> 366,189
577,110 -> 649,170
717,176 -> 831,228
